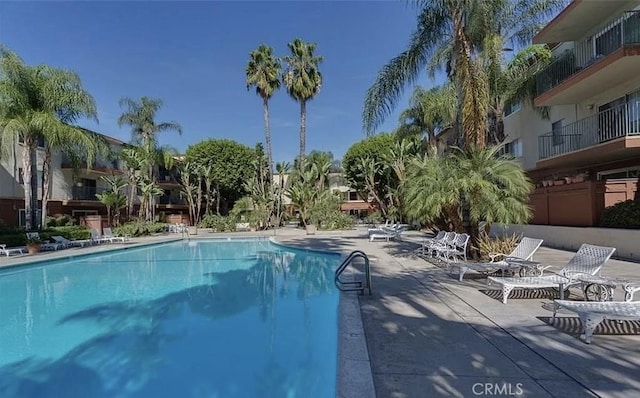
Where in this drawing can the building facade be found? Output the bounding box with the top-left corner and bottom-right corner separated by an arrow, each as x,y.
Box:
502,0 -> 640,227
0,132 -> 188,228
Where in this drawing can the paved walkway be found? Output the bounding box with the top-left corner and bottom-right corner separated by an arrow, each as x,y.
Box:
279,229 -> 640,398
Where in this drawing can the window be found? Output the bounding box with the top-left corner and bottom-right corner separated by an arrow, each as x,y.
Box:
552,120 -> 564,145
18,136 -> 45,148
72,210 -> 98,217
504,139 -> 523,158
597,166 -> 640,181
17,168 -> 42,187
18,209 -> 42,228
504,101 -> 521,117
348,191 -> 359,201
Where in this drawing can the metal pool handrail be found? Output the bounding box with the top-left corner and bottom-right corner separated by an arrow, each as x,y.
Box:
334,250 -> 372,295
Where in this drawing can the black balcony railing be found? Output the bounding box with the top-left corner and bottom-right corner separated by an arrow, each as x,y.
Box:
538,101 -> 640,159
71,186 -> 107,200
536,11 -> 640,96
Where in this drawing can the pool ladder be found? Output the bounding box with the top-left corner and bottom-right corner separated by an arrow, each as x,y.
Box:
334,250 -> 372,295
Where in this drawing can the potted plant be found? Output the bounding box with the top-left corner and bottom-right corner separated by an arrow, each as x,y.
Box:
25,235 -> 42,254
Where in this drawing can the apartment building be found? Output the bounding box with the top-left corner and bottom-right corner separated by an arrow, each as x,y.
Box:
502,0 -> 640,227
0,131 -> 188,227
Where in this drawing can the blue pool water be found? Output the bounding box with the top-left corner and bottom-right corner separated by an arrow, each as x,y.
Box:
0,239 -> 341,397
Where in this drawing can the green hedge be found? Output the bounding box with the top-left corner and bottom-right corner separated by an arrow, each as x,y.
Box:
319,211 -> 355,230
113,222 -> 167,237
600,199 -> 640,229
199,214 -> 237,232
0,225 -> 90,247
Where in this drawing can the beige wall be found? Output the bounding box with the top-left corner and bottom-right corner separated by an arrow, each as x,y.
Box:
491,223 -> 640,262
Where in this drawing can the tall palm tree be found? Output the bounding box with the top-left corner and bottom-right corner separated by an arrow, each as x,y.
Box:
246,44 -> 281,173
282,38 -> 323,168
0,47 -> 99,230
396,84 -> 456,145
363,0 -> 566,146
118,97 -> 182,221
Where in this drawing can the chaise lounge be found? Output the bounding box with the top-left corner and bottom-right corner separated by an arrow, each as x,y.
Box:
487,244 -> 616,304
455,237 -> 544,282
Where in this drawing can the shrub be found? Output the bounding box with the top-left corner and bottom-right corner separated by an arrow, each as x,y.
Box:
45,214 -> 76,228
43,225 -> 91,240
113,222 -> 168,237
1,233 -> 26,247
319,211 -> 355,230
366,211 -> 384,225
600,199 -> 640,229
475,231 -> 521,261
199,214 -> 237,232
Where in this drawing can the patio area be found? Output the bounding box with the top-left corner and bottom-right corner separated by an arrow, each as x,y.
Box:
278,228 -> 640,398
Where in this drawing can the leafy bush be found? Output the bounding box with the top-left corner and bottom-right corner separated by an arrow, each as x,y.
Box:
600,199 -> 640,229
44,226 -> 91,240
199,214 -> 237,232
475,231 -> 521,261
366,211 -> 384,225
45,214 -> 76,227
319,211 -> 355,230
113,222 -> 168,237
1,233 -> 26,247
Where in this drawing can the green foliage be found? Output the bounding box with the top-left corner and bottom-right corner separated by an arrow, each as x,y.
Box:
600,200 -> 640,229
319,211 -> 354,230
366,210 -> 384,224
45,215 -> 76,227
0,225 -> 91,246
113,222 -> 166,237
199,214 -> 237,232
184,139 -> 258,211
342,133 -> 396,206
475,232 -> 521,261
308,190 -> 342,227
404,145 -> 533,233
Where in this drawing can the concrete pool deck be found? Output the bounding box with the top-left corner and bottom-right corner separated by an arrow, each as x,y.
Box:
3,227 -> 638,397
275,228 -> 640,398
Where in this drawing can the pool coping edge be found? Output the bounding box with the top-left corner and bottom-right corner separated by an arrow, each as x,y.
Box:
269,237 -> 376,398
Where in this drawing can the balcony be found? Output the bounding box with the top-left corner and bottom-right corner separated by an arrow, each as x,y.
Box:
535,11 -> 640,106
61,157 -> 122,174
537,101 -> 640,169
158,196 -> 187,206
71,186 -> 107,201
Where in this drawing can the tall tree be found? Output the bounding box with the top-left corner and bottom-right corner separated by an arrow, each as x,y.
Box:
282,38 -> 323,168
363,0 -> 566,146
0,47 -> 99,229
246,44 -> 282,174
396,84 -> 456,146
118,96 -> 182,221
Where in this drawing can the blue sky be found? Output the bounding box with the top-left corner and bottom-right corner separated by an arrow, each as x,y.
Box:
0,0 -> 439,163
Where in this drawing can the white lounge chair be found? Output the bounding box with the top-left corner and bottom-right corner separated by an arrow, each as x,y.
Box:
425,232 -> 457,257
437,233 -> 470,264
1,244 -> 25,257
456,237 -> 544,282
91,228 -> 113,244
553,300 -> 640,344
369,225 -> 407,242
487,244 -> 616,304
51,235 -> 93,248
420,231 -> 446,254
103,227 -> 129,243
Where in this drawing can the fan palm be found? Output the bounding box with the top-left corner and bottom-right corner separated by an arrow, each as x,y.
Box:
282,38 -> 323,168
118,97 -> 181,221
404,145 -> 533,246
363,0 -> 566,146
246,44 -> 281,173
0,47 -> 99,229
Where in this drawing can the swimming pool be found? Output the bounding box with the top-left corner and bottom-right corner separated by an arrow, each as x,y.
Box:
0,239 -> 341,397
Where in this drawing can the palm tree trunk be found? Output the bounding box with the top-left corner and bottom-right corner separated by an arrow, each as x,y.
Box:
263,97 -> 273,174
128,173 -> 136,221
299,100 -> 306,169
196,177 -> 203,223
41,147 -> 52,228
22,140 -> 34,230
216,183 -> 220,215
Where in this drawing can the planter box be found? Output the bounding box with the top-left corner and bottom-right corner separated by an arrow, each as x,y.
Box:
306,224 -> 317,235
26,243 -> 41,255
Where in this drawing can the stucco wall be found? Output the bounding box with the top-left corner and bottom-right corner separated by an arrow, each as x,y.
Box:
491,223 -> 640,261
